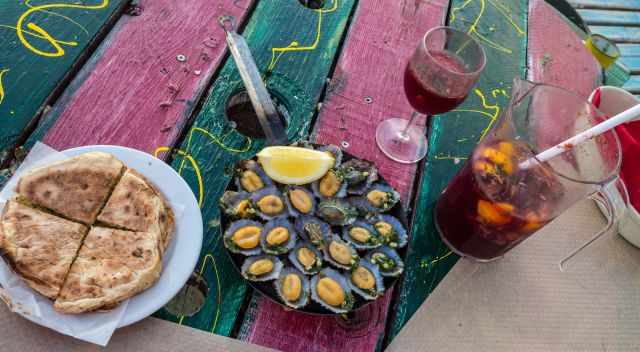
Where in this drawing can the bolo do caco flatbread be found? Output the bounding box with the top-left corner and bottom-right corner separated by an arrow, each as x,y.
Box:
0,152 -> 175,314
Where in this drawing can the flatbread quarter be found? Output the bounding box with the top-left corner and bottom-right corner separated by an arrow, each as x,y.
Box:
0,200 -> 88,299
16,152 -> 124,224
54,226 -> 162,314
97,169 -> 175,251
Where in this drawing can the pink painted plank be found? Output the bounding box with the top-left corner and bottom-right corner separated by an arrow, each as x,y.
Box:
240,1 -> 449,351
528,0 -> 601,96
37,0 -> 254,153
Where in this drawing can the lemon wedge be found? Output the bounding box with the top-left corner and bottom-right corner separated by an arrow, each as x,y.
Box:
257,146 -> 335,185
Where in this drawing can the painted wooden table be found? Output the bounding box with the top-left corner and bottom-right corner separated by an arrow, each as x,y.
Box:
0,0 -> 613,350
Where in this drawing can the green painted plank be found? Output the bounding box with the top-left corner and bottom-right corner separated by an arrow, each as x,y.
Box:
578,9 -> 640,26
152,0 -> 355,337
569,0 -> 640,11
591,26 -> 640,43
0,0 -> 127,161
388,0 -> 529,341
622,75 -> 640,93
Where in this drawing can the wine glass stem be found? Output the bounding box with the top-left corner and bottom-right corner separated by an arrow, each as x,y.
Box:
399,111 -> 421,140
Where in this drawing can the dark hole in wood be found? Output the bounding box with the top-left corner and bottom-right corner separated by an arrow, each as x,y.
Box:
299,0 -> 325,9
162,272 -> 209,317
225,90 -> 289,139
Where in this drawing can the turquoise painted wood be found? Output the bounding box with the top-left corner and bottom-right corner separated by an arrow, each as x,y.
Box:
620,57 -> 640,73
591,26 -> 640,43
569,0 -> 640,11
0,0 -> 127,161
622,75 -> 640,93
578,9 -> 640,27
619,44 -> 640,56
388,0 -> 529,341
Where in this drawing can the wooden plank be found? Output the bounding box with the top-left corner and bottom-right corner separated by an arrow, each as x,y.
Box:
158,0 -> 356,342
0,0 -> 128,161
590,26 -> 640,44
619,44 -> 640,56
578,9 -> 640,27
25,0 -> 256,337
619,57 -> 640,74
239,1 -> 449,351
529,4 -> 602,97
388,0 -> 529,342
569,0 -> 640,12
622,75 -> 640,93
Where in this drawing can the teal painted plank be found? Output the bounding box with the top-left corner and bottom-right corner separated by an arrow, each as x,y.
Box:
388,0 -> 529,341
578,9 -> 640,26
619,56 -> 640,73
0,0 -> 127,161
569,0 -> 640,11
152,0 -> 356,338
619,44 -> 640,56
591,26 -> 640,43
622,75 -> 640,93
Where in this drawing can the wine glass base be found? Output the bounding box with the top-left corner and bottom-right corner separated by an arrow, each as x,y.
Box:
376,118 -> 428,164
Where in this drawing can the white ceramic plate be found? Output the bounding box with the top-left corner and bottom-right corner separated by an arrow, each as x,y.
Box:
62,145 -> 203,327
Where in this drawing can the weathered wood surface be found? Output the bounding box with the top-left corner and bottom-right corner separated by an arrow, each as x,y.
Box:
578,9 -> 640,27
388,0 -> 529,342
24,0 -> 256,337
530,1 -> 601,97
0,0 -> 127,161
158,0 -> 356,341
569,0 -> 640,12
590,26 -> 640,44
620,44 -> 640,57
619,57 -> 640,74
238,1 -> 449,351
622,76 -> 640,93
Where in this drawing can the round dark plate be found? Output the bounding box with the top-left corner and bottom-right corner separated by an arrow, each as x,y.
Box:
220,144 -> 408,315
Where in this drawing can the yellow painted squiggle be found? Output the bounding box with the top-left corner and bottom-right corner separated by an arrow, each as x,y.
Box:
154,147 -> 204,208
267,0 -> 339,72
176,254 -> 222,333
450,0 -> 523,54
0,69 -> 8,106
16,0 -> 109,57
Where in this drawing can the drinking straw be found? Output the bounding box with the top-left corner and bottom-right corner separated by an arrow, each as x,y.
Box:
520,103 -> 640,169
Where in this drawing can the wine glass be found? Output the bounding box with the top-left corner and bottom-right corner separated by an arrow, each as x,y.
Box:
376,26 -> 486,163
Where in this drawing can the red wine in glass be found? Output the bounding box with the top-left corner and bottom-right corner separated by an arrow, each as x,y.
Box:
376,26 -> 486,163
403,51 -> 469,115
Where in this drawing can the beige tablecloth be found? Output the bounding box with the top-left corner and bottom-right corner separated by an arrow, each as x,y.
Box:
388,200 -> 640,351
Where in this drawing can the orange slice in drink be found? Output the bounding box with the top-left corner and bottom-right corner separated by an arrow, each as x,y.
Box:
477,200 -> 513,226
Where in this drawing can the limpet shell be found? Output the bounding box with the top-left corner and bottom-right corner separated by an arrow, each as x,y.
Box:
367,214 -> 407,249
284,186 -> 316,217
340,159 -> 378,195
250,186 -> 288,221
241,255 -> 283,282
310,268 -> 354,314
274,267 -> 310,309
316,199 -> 357,226
342,220 -> 382,250
260,218 -> 297,255
323,235 -> 359,270
223,219 -> 263,256
294,215 -> 331,247
289,242 -> 323,275
350,183 -> 400,214
312,169 -> 347,200
347,259 -> 385,300
219,191 -> 255,219
365,246 -> 404,277
235,160 -> 272,193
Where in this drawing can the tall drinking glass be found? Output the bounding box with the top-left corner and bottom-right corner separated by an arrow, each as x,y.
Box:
376,26 -> 486,163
